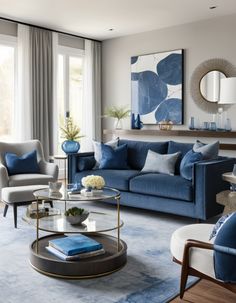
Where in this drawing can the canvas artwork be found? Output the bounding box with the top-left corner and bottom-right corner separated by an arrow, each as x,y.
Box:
131,49 -> 184,125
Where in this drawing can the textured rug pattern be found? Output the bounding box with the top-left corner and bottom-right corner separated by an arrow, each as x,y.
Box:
0,202 -> 195,303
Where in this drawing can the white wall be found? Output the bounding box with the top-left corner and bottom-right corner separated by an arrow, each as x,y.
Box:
101,14 -> 236,156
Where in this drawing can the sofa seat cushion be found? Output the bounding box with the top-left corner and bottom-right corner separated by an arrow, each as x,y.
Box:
9,174 -> 54,187
74,169 -> 140,191
130,173 -> 193,202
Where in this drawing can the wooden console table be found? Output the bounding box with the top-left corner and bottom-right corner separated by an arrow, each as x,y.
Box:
103,129 -> 236,151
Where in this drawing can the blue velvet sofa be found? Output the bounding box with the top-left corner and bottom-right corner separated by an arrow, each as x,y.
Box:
68,139 -> 236,220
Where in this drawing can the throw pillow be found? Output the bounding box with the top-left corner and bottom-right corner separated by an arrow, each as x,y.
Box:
180,149 -> 203,181
141,150 -> 181,176
214,212 -> 236,282
99,144 -> 128,169
209,213 -> 234,240
93,138 -> 118,167
5,150 -> 40,175
193,140 -> 219,160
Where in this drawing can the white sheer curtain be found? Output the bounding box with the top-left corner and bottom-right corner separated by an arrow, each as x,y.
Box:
81,39 -> 102,151
15,24 -> 32,141
52,32 -> 59,154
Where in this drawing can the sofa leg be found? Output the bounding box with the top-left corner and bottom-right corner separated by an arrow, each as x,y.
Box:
3,204 -> 9,217
13,205 -> 17,228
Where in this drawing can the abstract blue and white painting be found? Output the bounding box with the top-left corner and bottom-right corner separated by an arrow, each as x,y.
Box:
131,49 -> 184,125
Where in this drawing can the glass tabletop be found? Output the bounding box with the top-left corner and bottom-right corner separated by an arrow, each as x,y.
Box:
33,186 -> 120,202
23,211 -> 123,233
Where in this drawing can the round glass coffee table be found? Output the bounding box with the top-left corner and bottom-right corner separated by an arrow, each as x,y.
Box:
24,186 -> 127,279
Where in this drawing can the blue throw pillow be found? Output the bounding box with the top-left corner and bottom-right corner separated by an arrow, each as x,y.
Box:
99,144 -> 128,169
214,212 -> 236,282
209,213 -> 233,241
193,140 -> 219,160
180,149 -> 203,181
5,150 -> 40,175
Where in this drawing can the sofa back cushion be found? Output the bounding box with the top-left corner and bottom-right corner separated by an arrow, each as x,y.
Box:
168,141 -> 193,174
118,139 -> 168,170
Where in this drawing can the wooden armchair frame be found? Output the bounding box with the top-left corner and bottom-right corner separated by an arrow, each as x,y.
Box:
173,239 -> 236,299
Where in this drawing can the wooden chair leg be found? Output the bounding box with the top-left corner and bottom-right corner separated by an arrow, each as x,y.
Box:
3,204 -> 9,217
13,204 -> 17,228
180,263 -> 189,298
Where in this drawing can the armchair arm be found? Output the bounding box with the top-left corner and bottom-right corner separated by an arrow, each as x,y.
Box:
67,152 -> 95,184
193,157 -> 236,220
0,163 -> 9,198
39,160 -> 59,181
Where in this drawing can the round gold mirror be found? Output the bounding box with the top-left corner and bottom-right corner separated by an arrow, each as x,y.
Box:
191,58 -> 236,112
200,70 -> 226,103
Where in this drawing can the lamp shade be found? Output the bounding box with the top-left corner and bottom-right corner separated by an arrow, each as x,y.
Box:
219,77 -> 236,104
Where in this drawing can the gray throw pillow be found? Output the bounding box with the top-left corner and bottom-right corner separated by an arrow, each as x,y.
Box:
93,138 -> 118,167
141,150 -> 181,175
193,140 -> 219,160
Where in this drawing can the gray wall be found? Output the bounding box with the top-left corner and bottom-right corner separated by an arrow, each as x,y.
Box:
0,20 -> 17,36
102,13 -> 236,139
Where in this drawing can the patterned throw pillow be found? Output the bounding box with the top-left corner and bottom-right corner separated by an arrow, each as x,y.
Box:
209,213 -> 234,240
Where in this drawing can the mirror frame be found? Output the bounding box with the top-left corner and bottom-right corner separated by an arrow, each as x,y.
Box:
190,58 -> 236,113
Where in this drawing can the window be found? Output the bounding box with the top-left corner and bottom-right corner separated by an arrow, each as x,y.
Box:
0,35 -> 16,140
57,46 -> 84,152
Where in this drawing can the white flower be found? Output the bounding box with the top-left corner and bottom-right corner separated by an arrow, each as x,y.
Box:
81,175 -> 105,189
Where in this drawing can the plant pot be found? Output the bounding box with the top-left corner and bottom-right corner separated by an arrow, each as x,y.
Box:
61,140 -> 80,154
65,210 -> 89,225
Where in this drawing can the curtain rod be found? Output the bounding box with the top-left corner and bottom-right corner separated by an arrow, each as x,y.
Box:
0,16 -> 101,43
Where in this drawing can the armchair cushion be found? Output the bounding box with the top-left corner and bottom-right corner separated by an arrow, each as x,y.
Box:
5,150 -> 39,175
9,173 -> 54,187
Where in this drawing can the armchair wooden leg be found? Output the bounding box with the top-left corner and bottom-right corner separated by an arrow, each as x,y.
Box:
180,264 -> 189,298
13,205 -> 17,228
3,204 -> 9,217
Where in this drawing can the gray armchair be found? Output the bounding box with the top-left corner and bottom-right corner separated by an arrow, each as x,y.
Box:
0,140 -> 59,227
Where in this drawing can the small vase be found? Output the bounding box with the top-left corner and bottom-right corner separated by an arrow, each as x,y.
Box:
114,119 -> 123,129
61,140 -> 80,154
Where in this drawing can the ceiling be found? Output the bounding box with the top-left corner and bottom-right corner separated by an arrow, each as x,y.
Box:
0,0 -> 236,40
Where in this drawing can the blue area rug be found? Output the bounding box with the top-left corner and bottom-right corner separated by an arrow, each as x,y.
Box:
0,202 -> 197,303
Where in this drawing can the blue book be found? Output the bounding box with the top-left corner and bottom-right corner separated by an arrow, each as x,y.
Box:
49,235 -> 103,256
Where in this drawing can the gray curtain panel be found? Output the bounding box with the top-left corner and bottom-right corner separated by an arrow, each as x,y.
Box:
30,27 -> 54,160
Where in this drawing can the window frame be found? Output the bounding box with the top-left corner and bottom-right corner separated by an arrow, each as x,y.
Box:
57,45 -> 84,116
0,34 -> 17,140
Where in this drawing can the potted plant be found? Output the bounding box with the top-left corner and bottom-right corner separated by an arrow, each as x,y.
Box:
104,105 -> 130,129
64,207 -> 89,225
60,117 -> 84,154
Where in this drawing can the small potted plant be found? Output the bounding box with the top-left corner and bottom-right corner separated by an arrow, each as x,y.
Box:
64,207 -> 89,225
60,117 -> 84,154
104,105 -> 130,129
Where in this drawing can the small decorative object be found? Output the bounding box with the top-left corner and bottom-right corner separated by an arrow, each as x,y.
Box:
209,122 -> 217,131
60,117 -> 84,154
81,175 -> 105,192
225,118 -> 232,132
131,113 -> 143,129
131,49 -> 184,125
188,117 -> 195,130
64,207 -> 89,225
158,120 -> 173,130
48,181 -> 62,193
217,107 -> 225,131
233,164 -> 236,176
104,105 -> 130,130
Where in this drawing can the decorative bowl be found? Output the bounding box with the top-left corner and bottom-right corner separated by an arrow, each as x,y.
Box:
65,210 -> 89,225
158,120 -> 173,131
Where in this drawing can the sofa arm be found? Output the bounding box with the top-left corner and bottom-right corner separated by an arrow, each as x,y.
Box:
193,157 -> 236,220
0,163 -> 9,199
68,152 -> 95,183
39,160 -> 59,181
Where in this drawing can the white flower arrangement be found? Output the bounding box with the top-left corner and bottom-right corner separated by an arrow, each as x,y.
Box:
81,175 -> 105,190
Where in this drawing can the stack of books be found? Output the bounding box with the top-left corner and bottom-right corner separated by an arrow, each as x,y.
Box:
46,234 -> 105,261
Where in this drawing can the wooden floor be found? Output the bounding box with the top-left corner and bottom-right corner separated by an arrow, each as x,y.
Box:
171,279 -> 236,303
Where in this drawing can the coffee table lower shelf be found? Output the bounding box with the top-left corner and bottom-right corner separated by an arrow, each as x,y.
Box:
29,233 -> 127,279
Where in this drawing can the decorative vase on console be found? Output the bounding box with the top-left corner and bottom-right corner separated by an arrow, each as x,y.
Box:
104,105 -> 130,130
60,117 -> 84,154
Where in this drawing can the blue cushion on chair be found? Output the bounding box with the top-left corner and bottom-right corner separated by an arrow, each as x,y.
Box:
99,144 -> 128,169
180,150 -> 203,181
5,150 -> 39,175
214,212 -> 236,282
